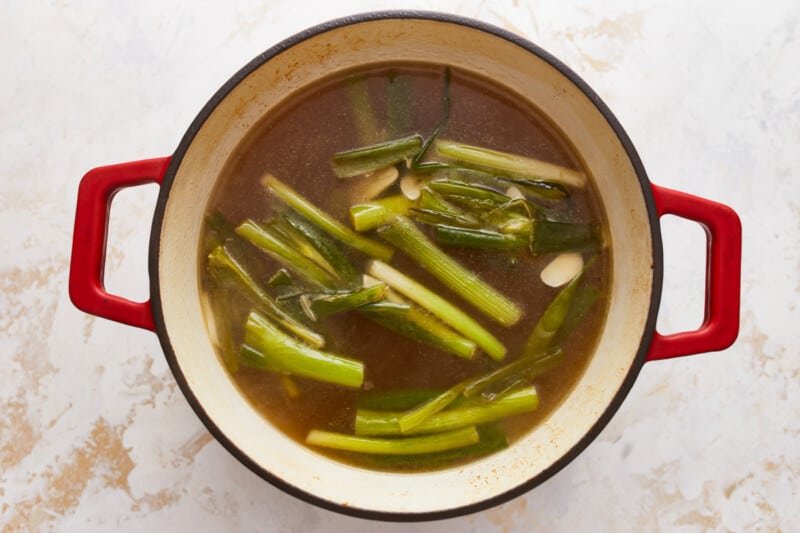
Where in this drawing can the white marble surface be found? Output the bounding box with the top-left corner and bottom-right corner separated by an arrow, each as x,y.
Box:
1,1 -> 798,531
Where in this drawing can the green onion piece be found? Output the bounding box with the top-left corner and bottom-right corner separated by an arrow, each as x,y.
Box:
235,220 -> 337,289
349,195 -> 413,232
358,389 -> 442,411
368,260 -> 506,360
283,212 -> 360,287
305,426 -> 479,455
428,180 -> 511,207
267,218 -> 340,280
442,166 -> 504,186
410,208 -> 484,229
417,187 -> 464,215
207,245 -> 324,348
242,311 -> 363,388
436,139 -> 587,188
205,211 -> 266,269
523,260 -> 591,357
263,174 -> 394,261
205,210 -> 238,243
355,386 -> 539,436
477,356 -> 563,402
412,162 -> 455,173
413,188 -> 482,228
553,284 -> 603,346
299,284 -> 387,321
435,226 -> 529,250
346,75 -> 380,145
267,269 -> 293,287
359,301 -> 477,359
332,135 -> 423,178
377,216 -> 522,326
357,423 -> 509,470
462,348 -> 564,399
531,220 -> 600,255
499,178 -> 569,200
398,381 -> 467,432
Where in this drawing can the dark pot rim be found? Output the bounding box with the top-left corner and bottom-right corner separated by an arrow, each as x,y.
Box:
148,10 -> 662,522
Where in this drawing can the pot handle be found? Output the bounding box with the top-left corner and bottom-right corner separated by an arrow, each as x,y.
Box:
647,184 -> 742,361
69,157 -> 171,331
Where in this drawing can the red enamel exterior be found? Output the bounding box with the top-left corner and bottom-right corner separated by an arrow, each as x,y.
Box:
68,157 -> 170,331
646,185 -> 742,361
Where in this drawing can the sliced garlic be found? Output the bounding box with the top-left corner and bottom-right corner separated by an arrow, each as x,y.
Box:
540,253 -> 584,288
400,173 -> 422,200
348,165 -> 399,204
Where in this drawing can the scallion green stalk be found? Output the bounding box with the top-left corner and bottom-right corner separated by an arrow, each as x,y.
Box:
367,260 -> 506,360
410,209 -> 482,229
523,259 -> 592,356
358,301 -> 477,359
355,386 -> 539,436
428,180 -> 511,207
498,177 -> 569,200
462,348 -> 564,399
357,423 -> 509,469
242,311 -> 363,388
207,245 -> 324,348
349,195 -> 412,232
552,284 -> 603,346
267,218 -> 339,280
371,423 -> 508,472
305,426 -> 479,455
397,381 -> 467,432
377,216 -> 522,326
235,220 -> 337,289
413,187 -> 482,228
299,284 -> 387,321
416,188 -> 480,226
436,139 -> 587,188
283,212 -> 360,287
263,174 -> 394,261
332,135 -> 423,178
434,226 -> 529,250
531,220 -> 600,255
267,268 -> 293,287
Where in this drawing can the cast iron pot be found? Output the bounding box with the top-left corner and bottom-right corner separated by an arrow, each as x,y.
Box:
69,11 -> 742,521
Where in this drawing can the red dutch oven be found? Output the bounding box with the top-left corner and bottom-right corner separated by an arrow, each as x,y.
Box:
69,12 -> 741,521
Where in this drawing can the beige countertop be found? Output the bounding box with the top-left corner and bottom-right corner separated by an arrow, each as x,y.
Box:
1,1 -> 797,531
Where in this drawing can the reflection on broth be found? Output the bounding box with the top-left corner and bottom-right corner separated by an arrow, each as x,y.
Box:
199,63 -> 610,471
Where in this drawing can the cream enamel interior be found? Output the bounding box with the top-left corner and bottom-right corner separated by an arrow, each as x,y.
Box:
157,18 -> 655,515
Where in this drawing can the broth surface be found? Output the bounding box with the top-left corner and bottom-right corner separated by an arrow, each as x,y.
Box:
201,63 -> 610,470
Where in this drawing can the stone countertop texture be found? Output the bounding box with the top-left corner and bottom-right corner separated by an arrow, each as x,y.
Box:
1,1 -> 797,531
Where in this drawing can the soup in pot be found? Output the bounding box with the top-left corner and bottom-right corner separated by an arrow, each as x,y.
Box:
199,63 -> 610,471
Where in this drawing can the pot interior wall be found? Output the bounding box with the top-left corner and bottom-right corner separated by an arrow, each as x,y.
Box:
155,16 -> 656,516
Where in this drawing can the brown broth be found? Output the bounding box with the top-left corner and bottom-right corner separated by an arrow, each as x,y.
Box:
200,63 -> 610,471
